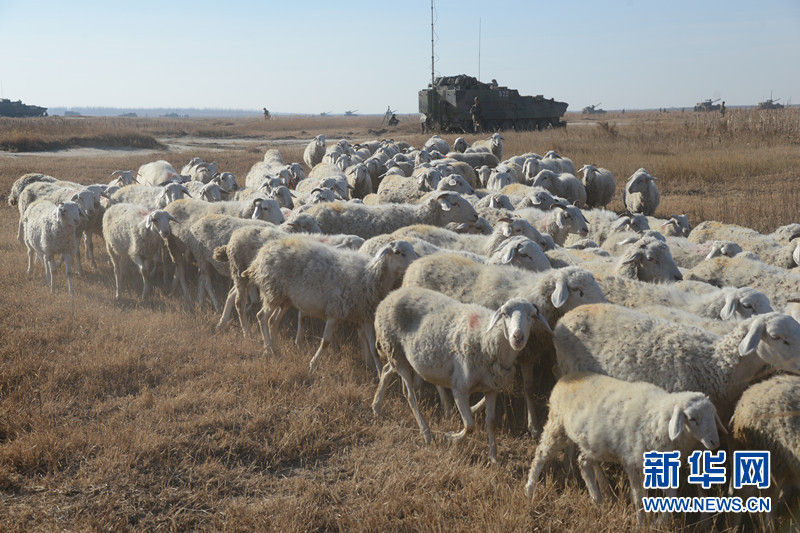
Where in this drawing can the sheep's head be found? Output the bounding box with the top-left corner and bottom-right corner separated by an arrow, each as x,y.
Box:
157,183 -> 191,208
522,158 -> 540,181
315,134 -> 326,146
737,313 -> 800,373
491,237 -> 548,272
486,298 -> 548,351
705,240 -> 742,260
531,169 -> 558,191
373,240 -> 419,282
519,188 -> 556,210
617,237 -> 681,282
145,210 -> 177,240
484,193 -> 514,211
308,187 -> 337,204
453,137 -> 468,153
668,394 -> 723,450
213,172 -> 239,193
56,201 -> 84,227
430,192 -> 479,225
437,174 -> 473,196
720,287 -> 773,320
552,205 -> 589,237
251,197 -> 284,224
578,164 -> 596,180
282,213 -> 321,233
659,214 -> 691,237
110,169 -> 137,185
268,185 -> 295,209
540,267 -> 606,318
490,132 -> 503,147
416,168 -> 443,192
70,190 -> 97,215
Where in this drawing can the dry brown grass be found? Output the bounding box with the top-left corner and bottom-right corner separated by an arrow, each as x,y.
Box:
1,111 -> 798,531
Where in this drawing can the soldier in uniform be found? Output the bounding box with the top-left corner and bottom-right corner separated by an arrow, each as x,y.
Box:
470,96 -> 482,133
388,113 -> 399,126
419,113 -> 427,133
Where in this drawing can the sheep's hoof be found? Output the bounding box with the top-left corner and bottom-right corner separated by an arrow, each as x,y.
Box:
487,455 -> 498,465
421,430 -> 432,445
371,405 -> 382,418
524,482 -> 535,499
528,426 -> 541,440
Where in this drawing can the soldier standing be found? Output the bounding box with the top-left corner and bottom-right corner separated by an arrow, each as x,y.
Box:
470,97 -> 483,133
419,113 -> 427,133
720,101 -> 726,116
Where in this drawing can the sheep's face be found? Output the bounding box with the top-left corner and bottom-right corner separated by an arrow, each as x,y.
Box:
315,134 -> 325,147
532,170 -> 558,191
57,201 -> 84,227
618,238 -> 682,282
494,237 -> 547,271
283,213 -> 321,234
308,187 -> 337,204
720,288 -> 773,320
437,174 -> 473,195
251,198 -> 284,224
578,164 -> 596,181
486,194 -> 513,211
547,268 -> 607,316
660,214 -> 691,237
200,183 -> 222,202
488,172 -> 513,191
432,193 -> 479,225
487,299 -> 544,351
453,137 -> 468,152
374,240 -> 419,279
269,186 -> 295,209
214,172 -> 239,193
145,210 -> 174,240
554,206 -> 589,237
159,183 -> 190,208
522,190 -> 555,210
739,313 -> 800,373
626,170 -> 656,194
669,396 -> 722,450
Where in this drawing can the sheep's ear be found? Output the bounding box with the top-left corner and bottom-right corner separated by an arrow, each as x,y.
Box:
145,214 -> 155,230
436,195 -> 452,211
668,404 -> 686,441
551,277 -> 569,308
501,222 -> 513,237
532,305 -> 552,333
485,308 -> 503,333
720,292 -> 737,320
705,246 -> 721,260
166,213 -> 178,223
714,409 -> 728,435
501,245 -> 517,264
554,210 -> 567,229
621,250 -> 643,265
738,318 -> 765,356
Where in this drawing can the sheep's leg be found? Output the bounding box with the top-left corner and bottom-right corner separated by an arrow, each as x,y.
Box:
217,287 -> 237,330
484,392 -> 499,464
133,255 -> 149,300
84,231 -> 97,268
436,386 -> 452,414
445,388 -> 475,442
294,311 -> 303,346
519,357 -> 540,438
308,318 -> 336,372
395,364 -> 431,444
579,454 -> 603,503
470,396 -> 485,415
371,363 -> 394,417
256,307 -> 273,354
108,250 -> 122,300
267,304 -> 289,340
624,463 -> 645,521
361,322 -> 382,376
46,255 -> 55,292
63,254 -> 74,297
73,232 -> 84,276
17,219 -> 24,244
25,245 -> 34,278
594,463 -> 613,500
198,264 -> 221,311
175,261 -> 190,302
525,418 -> 567,498
234,281 -> 250,336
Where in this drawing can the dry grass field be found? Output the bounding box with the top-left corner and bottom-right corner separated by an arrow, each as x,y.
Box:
0,110 -> 798,531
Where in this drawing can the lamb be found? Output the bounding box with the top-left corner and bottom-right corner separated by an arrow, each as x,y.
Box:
242,238 -> 418,372
554,305 -> 800,420
687,254 -> 800,308
515,205 -> 588,246
110,183 -> 191,209
578,165 -> 615,208
302,192 -> 479,240
102,204 -> 177,300
623,168 -> 660,215
136,160 -> 183,186
21,200 -> 84,296
303,134 -> 326,168
730,375 -> 800,517
345,163 -> 372,199
470,133 -> 503,160
452,137 -> 468,153
530,170 -> 587,207
372,286 -> 548,461
525,372 -> 723,520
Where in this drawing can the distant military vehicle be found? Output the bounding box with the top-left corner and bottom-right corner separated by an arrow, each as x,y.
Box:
0,98 -> 47,117
419,74 -> 567,132
344,109 -> 358,116
757,97 -> 784,110
582,103 -> 606,115
694,98 -> 721,112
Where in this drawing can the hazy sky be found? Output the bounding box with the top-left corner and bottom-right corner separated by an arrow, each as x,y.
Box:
1,0 -> 798,113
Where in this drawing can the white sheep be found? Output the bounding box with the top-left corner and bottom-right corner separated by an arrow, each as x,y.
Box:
444,151 -> 500,169
22,200 -> 84,296
8,173 -> 58,207
136,160 -> 183,186
303,134 -> 326,168
242,238 -> 418,372
102,204 -> 177,300
530,170 -> 587,207
623,168 -> 660,215
302,192 -> 479,240
110,183 -> 191,210
184,181 -> 223,202
470,133 -> 503,160
372,286 -> 548,461
578,165 -> 615,208
649,214 -> 691,237
555,305 -> 800,419
541,150 -> 576,175
452,137 -> 468,153
689,220 -> 800,269
108,170 -> 138,187
423,135 -> 450,155
525,372 -> 723,521
515,205 -> 588,246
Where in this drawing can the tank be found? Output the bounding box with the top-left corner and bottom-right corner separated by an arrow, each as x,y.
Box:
582,103 -> 606,115
693,98 -> 721,112
419,75 -> 567,132
757,98 -> 784,110
0,98 -> 48,117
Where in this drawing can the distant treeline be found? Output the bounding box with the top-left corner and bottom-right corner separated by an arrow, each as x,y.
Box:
47,107 -> 388,118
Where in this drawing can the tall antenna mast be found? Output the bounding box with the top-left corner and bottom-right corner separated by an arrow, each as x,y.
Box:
430,0 -> 435,86
478,18 -> 481,81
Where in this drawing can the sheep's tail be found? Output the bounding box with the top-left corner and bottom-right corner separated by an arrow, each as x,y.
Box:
212,245 -> 228,262
8,193 -> 17,206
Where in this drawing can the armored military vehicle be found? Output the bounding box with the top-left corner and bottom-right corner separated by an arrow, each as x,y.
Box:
0,98 -> 47,117
582,103 -> 606,114
419,75 -> 567,132
694,98 -> 721,112
757,98 -> 784,110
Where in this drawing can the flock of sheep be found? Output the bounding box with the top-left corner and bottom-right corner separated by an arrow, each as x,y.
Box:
9,130 -> 800,524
